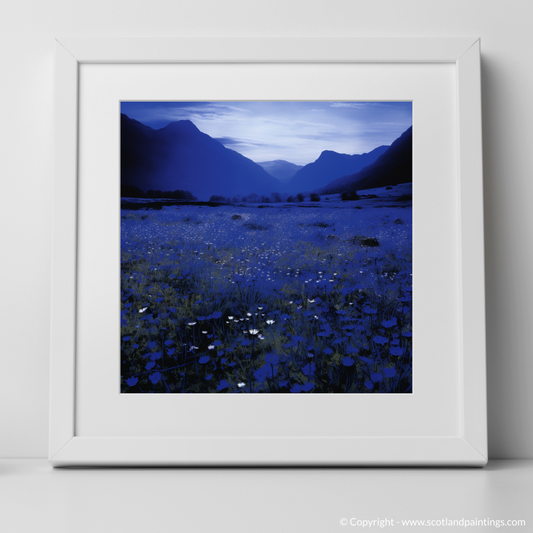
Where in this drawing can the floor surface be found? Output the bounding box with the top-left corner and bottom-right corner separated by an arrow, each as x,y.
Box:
0,459 -> 531,532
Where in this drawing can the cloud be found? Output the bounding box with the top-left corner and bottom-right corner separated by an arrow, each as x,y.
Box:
330,102 -> 399,109
330,102 -> 369,109
121,101 -> 412,166
213,136 -> 242,145
214,137 -> 268,149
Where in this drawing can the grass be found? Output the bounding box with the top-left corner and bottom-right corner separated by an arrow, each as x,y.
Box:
120,200 -> 412,393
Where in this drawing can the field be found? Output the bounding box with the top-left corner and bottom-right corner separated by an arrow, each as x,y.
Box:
120,185 -> 412,393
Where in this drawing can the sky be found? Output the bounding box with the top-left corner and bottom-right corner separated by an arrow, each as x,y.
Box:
120,101 -> 412,166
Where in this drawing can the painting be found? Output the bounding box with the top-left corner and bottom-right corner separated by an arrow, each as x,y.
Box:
120,101 -> 412,394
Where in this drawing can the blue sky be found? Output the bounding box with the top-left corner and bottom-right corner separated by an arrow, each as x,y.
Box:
121,101 -> 412,166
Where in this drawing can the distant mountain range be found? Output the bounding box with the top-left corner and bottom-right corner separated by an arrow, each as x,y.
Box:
121,114 -> 282,200
321,127 -> 412,194
256,160 -> 303,184
285,146 -> 389,193
121,114 -> 411,200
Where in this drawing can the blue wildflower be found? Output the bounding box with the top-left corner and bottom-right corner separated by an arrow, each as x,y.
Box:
383,367 -> 396,378
389,347 -> 404,356
216,379 -> 229,391
265,352 -> 279,364
199,355 -> 210,364
126,376 -> 138,386
149,372 -> 161,384
254,365 -> 273,381
302,362 -> 316,375
341,357 -> 354,367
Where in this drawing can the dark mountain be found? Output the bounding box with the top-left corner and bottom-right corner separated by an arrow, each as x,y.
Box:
285,145 -> 389,193
256,160 -> 303,184
121,114 -> 283,200
321,127 -> 412,194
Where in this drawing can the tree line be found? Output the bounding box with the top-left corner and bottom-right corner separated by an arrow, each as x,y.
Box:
209,192 -> 323,203
121,184 -> 197,200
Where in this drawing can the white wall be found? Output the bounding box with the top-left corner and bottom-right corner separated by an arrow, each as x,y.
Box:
1,0 -> 531,459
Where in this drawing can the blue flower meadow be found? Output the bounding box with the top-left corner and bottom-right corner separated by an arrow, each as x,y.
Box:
120,191 -> 412,393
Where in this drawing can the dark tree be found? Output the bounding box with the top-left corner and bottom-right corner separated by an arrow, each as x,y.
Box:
310,193 -> 320,202
296,193 -> 305,202
248,193 -> 260,203
271,192 -> 282,203
287,195 -> 295,202
209,194 -> 229,203
341,191 -> 360,201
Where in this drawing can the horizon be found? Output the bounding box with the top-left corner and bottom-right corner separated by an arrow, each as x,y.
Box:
120,101 -> 412,166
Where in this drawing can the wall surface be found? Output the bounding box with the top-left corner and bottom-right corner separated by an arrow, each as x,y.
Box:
1,0 -> 531,459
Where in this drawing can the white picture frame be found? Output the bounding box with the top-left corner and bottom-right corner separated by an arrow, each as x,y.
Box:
50,38 -> 487,466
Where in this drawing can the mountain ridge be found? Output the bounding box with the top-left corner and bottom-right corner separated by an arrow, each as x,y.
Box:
285,145 -> 389,193
321,126 -> 412,194
256,160 -> 304,184
121,114 -> 282,200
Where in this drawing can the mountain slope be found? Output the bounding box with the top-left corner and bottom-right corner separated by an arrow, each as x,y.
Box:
256,160 -> 303,184
285,145 -> 389,193
321,127 -> 412,194
121,114 -> 282,200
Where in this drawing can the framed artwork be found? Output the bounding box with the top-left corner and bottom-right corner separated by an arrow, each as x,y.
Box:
120,100 -> 413,395
50,38 -> 487,466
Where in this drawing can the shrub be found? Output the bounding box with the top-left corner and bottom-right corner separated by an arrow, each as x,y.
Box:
341,191 -> 360,201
